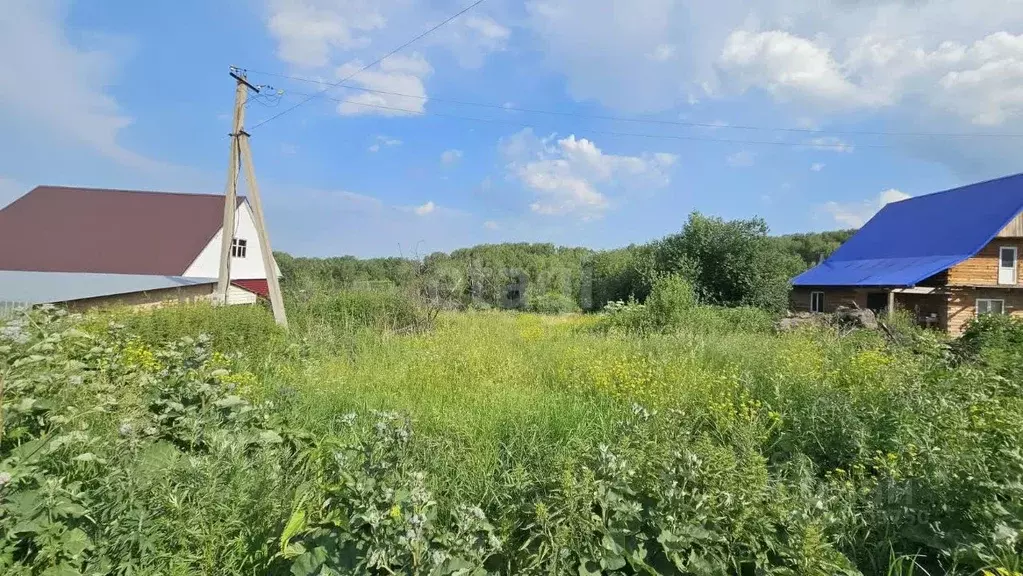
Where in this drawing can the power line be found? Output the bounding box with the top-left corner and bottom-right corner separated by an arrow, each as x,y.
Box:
246,0 -> 491,132
244,69 -> 1023,140
277,89 -> 891,149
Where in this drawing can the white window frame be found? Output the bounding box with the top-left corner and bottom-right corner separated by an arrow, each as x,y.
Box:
810,291 -> 825,313
976,298 -> 1005,316
231,238 -> 248,258
998,246 -> 1017,285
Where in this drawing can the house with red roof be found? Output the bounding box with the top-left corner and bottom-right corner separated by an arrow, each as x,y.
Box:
0,186 -> 279,313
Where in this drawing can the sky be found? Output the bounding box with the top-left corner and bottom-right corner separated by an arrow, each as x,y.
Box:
2,0 -> 1023,258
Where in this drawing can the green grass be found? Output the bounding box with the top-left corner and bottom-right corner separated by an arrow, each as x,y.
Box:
3,296 -> 1022,575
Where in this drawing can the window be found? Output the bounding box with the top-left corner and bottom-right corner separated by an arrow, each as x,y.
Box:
810,291 -> 825,313
231,238 -> 247,258
998,246 -> 1017,285
977,299 -> 1005,316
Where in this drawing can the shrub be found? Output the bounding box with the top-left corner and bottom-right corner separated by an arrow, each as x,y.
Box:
528,291 -> 580,315
597,298 -> 650,333
644,273 -> 697,329
957,313 -> 1023,379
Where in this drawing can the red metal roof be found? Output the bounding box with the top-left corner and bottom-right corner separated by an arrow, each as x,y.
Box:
231,279 -> 270,298
0,186 -> 244,276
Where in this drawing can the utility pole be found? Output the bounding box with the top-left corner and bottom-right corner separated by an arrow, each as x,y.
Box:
217,68 -> 288,327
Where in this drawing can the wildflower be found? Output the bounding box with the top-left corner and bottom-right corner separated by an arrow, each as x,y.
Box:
118,423 -> 134,437
0,471 -> 11,488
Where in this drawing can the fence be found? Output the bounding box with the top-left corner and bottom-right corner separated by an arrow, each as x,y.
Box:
0,301 -> 30,320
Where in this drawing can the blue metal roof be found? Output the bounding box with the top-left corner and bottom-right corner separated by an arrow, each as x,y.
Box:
0,271 -> 216,305
794,173 -> 1023,287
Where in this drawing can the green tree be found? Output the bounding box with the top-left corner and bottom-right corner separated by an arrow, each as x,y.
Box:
653,212 -> 803,311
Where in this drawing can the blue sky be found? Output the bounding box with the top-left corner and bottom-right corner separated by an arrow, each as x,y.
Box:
2,0 -> 1023,257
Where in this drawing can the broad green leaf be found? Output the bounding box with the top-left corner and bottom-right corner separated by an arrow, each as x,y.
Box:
290,546 -> 328,576
280,508 -> 307,554
60,528 -> 92,557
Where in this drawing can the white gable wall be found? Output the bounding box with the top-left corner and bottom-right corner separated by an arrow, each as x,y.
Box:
182,201 -> 280,279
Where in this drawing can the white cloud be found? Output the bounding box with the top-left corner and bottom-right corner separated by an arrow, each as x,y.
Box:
281,143 -> 299,155
0,1 -> 157,168
726,150 -> 756,167
810,162 -> 825,172
336,53 -> 432,116
265,0 -> 388,69
807,136 -> 854,153
499,128 -> 678,219
441,149 -> 463,164
483,220 -> 501,230
820,188 -> 911,228
437,15 -> 511,69
716,18 -> 1023,127
720,29 -> 879,108
519,0 -> 1023,176
413,201 -> 436,216
368,135 -> 402,152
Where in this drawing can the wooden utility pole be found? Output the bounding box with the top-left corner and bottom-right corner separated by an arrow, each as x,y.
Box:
217,69 -> 288,327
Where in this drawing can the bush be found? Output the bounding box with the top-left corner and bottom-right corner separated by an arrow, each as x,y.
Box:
644,274 -> 697,329
957,313 -> 1023,379
528,291 -> 580,315
597,298 -> 650,333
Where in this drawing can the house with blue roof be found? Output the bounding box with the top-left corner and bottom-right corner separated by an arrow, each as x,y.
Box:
791,173 -> 1023,334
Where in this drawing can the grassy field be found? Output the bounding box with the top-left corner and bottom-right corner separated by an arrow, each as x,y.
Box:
1,293 -> 1022,575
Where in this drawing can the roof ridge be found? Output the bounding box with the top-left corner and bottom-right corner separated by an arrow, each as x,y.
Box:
33,185 -> 246,200
894,172 -> 1023,204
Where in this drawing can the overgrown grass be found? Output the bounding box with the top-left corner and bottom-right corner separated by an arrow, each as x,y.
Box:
2,295 -> 1022,575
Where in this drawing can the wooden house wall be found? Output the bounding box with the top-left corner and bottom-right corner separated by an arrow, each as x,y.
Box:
947,239 -> 1023,286
996,212 -> 1023,237
946,288 -> 1023,335
789,288 -> 867,313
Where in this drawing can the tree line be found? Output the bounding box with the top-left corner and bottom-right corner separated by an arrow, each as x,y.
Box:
275,213 -> 854,313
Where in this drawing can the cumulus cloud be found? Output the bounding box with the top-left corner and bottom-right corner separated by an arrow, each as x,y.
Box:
265,0 -> 388,69
720,29 -> 880,108
518,0 -> 1023,175
820,188 -> 911,228
265,0 -> 510,120
499,128 -> 678,219
483,220 -> 501,230
810,162 -> 825,172
716,12 -> 1023,127
441,149 -> 463,164
336,53 -> 432,116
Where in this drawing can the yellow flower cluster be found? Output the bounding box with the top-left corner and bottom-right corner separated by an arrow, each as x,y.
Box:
772,338 -> 826,384
832,348 -> 894,390
120,340 -> 162,373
